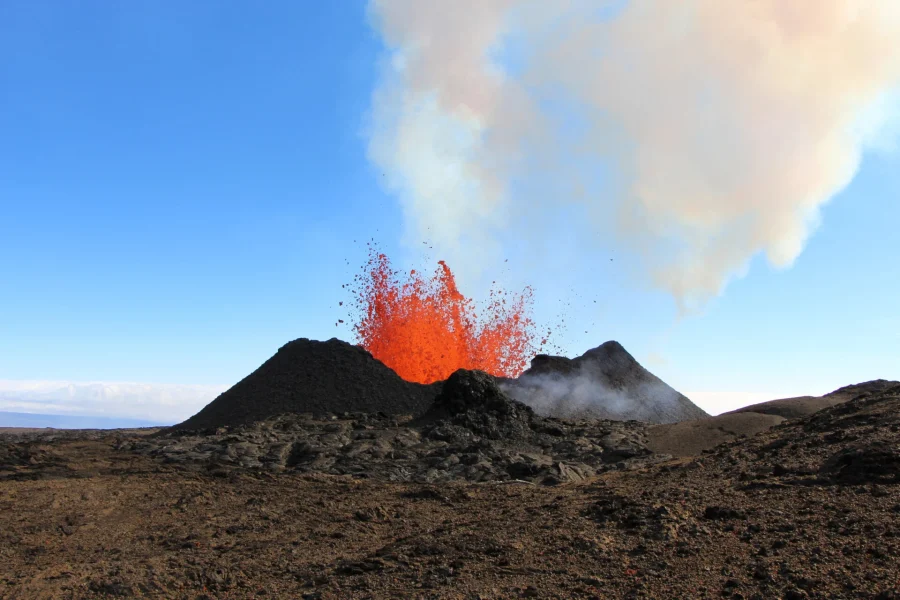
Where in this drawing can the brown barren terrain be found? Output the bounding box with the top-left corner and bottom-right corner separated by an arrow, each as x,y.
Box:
2,380 -> 899,599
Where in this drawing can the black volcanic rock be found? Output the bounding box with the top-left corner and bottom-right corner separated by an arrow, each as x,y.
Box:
429,369 -> 528,418
170,338 -> 439,432
415,369 -> 539,442
121,369 -> 660,485
501,341 -> 708,424
525,354 -> 578,377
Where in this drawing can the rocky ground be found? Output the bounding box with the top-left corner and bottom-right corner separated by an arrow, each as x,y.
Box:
111,371 -> 660,486
1,377 -> 898,599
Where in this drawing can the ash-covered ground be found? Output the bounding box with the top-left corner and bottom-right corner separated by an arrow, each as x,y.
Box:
1,338 -> 898,599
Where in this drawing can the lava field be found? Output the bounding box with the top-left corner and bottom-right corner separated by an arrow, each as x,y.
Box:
1,338 -> 898,599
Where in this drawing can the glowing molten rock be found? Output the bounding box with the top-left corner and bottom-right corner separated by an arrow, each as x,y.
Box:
350,250 -> 544,384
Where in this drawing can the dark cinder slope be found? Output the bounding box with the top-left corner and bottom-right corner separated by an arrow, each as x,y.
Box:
501,341 -> 708,424
171,338 -> 439,432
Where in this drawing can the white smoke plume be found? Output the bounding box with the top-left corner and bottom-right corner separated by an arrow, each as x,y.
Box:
500,372 -> 632,419
366,0 -> 900,309
499,368 -> 692,423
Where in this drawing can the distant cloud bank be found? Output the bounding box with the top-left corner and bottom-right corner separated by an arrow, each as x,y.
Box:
0,380 -> 228,424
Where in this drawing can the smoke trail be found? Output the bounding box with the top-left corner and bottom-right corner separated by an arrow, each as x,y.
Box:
499,369 -> 681,422
366,0 -> 900,309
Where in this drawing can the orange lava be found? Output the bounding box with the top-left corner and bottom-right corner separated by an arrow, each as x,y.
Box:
348,247 -> 546,384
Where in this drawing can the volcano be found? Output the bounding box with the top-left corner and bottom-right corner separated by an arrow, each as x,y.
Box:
501,341 -> 708,424
172,338 -> 704,432
170,338 -> 439,432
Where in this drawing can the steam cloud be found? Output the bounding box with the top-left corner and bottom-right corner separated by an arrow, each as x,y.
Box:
504,372 -> 629,419
499,365 -> 692,423
366,0 -> 900,309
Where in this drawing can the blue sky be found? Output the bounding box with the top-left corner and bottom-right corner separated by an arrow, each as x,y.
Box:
1,2 -> 898,420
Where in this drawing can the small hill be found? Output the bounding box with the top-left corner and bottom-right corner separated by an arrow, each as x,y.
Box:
646,412 -> 787,457
170,338 -> 439,432
500,341 -> 708,424
647,379 -> 900,457
725,379 -> 900,419
412,369 -> 543,444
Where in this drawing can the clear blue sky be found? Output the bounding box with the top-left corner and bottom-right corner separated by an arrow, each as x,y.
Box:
2,2 -> 898,411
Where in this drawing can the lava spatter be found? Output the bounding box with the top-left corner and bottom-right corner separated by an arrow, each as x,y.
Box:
348,246 -> 544,384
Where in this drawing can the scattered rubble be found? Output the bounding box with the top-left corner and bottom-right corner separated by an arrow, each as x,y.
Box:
113,370 -> 661,486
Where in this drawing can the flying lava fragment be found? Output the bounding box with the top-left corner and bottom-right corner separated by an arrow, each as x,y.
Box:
347,245 -> 545,384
